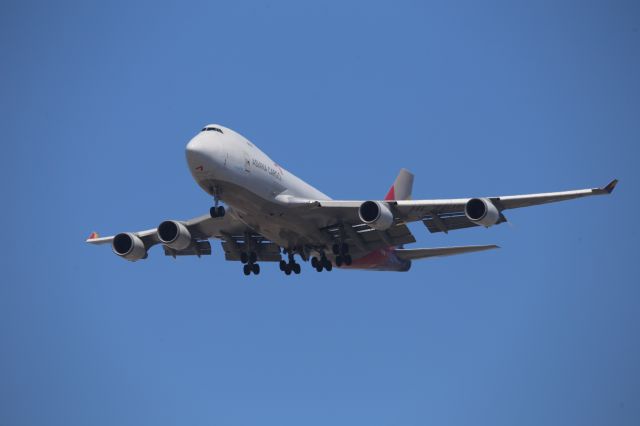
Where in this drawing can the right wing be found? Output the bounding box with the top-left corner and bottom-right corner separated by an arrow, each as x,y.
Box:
291,179 -> 618,234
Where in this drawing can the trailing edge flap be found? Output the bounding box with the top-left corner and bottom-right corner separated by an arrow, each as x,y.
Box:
395,244 -> 499,260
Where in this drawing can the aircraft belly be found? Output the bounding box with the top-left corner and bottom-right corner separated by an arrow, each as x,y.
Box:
203,179 -> 326,249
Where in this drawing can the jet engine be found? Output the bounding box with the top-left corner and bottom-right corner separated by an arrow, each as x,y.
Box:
157,220 -> 192,250
358,200 -> 394,230
112,232 -> 147,261
464,198 -> 500,227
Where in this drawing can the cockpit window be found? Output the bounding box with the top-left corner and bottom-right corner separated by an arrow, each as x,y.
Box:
201,127 -> 224,134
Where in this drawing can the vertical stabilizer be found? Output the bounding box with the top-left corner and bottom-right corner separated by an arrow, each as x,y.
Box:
384,168 -> 414,200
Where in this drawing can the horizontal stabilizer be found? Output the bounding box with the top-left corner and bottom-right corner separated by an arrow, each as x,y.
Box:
395,244 -> 499,260
85,232 -> 114,245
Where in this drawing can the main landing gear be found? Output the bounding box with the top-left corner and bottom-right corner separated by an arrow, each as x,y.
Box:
280,252 -> 301,276
311,253 -> 333,272
332,243 -> 352,267
241,251 -> 259,275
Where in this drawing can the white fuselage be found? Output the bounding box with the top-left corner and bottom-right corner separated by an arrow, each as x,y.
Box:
185,125 -> 333,250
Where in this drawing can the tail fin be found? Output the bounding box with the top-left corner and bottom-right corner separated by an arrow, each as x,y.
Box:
384,168 -> 414,200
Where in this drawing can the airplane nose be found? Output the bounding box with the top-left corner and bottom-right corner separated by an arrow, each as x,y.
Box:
185,135 -> 209,170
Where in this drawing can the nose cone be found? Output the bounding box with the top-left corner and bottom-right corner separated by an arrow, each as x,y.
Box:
185,134 -> 211,176
185,134 -> 205,162
185,131 -> 228,182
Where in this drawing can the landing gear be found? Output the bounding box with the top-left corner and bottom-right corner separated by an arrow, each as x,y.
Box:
242,250 -> 259,275
331,243 -> 350,255
209,186 -> 225,218
332,243 -> 352,267
280,252 -> 301,276
312,253 -> 333,272
210,205 -> 225,218
240,251 -> 257,264
243,261 -> 260,275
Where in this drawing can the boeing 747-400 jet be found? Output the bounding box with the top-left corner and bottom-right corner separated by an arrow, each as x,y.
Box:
87,124 -> 617,275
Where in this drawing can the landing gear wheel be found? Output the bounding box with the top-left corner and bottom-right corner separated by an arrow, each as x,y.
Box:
216,206 -> 225,217
344,254 -> 352,266
321,257 -> 332,271
293,263 -> 301,274
243,264 -> 251,275
241,252 -> 249,264
335,256 -> 343,267
210,206 -> 218,218
252,263 -> 260,275
284,266 -> 292,276
311,257 -> 319,268
249,252 -> 257,264
279,260 -> 287,271
315,263 -> 323,272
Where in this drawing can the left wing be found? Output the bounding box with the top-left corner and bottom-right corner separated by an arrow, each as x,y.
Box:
290,179 -> 618,234
86,208 -> 275,261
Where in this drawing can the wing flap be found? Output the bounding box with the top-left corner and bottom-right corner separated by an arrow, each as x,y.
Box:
163,241 -> 212,257
422,212 -> 508,233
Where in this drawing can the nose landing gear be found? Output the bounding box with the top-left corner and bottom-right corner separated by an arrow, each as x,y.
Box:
210,205 -> 225,218
209,186 -> 226,218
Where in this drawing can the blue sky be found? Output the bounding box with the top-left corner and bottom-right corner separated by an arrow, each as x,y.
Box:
1,1 -> 638,425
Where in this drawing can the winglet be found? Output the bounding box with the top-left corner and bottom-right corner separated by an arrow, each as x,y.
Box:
86,231 -> 99,241
603,179 -> 618,194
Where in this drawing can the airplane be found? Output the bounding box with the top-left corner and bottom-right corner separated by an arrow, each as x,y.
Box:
86,124 -> 618,276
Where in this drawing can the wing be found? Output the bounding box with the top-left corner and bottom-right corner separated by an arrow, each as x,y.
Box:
289,179 -> 618,234
85,212 -> 247,246
86,208 -> 280,262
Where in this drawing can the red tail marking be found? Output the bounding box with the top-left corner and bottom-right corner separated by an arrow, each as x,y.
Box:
384,185 -> 395,201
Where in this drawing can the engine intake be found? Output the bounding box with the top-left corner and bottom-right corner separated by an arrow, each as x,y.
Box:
112,232 -> 147,261
358,200 -> 394,230
465,198 -> 500,227
158,220 -> 192,250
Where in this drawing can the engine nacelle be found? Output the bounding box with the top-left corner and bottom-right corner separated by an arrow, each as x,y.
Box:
112,232 -> 147,261
358,200 -> 394,230
157,220 -> 192,250
464,198 -> 500,227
